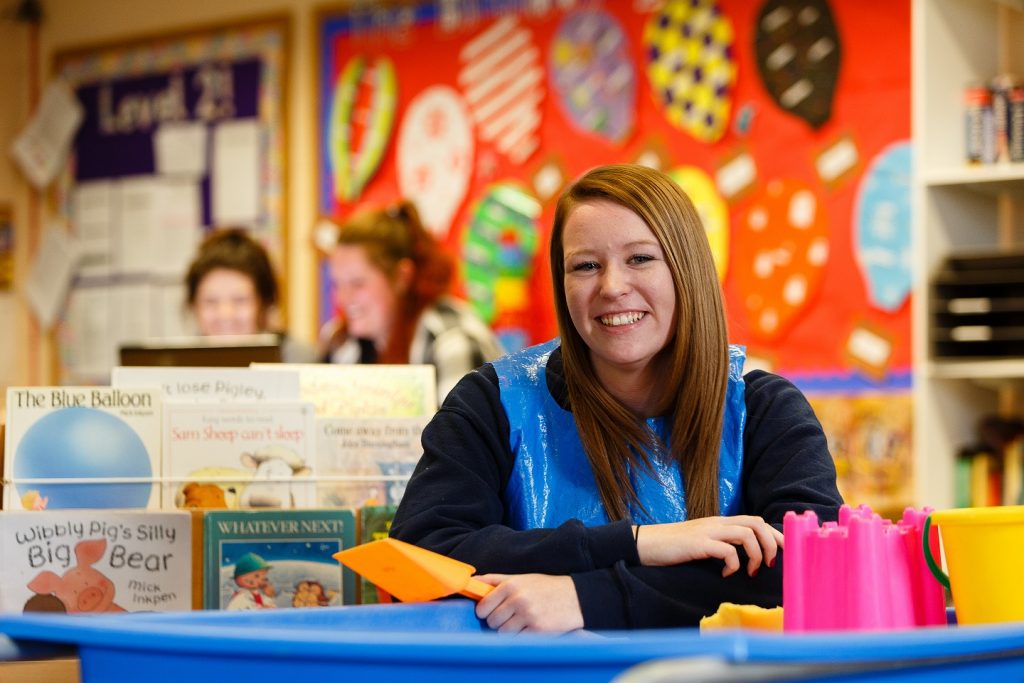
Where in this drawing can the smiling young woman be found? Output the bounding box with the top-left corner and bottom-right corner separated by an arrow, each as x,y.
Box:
390,164 -> 843,634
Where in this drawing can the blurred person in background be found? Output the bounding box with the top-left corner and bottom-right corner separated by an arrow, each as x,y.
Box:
321,201 -> 504,404
186,227 -> 317,362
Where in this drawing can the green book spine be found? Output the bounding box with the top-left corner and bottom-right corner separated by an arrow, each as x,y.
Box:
357,505 -> 397,604
954,454 -> 972,509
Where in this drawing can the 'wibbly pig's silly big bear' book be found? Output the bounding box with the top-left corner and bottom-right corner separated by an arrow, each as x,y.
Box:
0,510 -> 192,613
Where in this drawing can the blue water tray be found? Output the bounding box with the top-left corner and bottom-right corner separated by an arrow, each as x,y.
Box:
2,600 -> 1024,682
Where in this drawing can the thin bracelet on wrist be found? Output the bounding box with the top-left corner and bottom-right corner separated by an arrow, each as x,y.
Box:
634,523 -> 641,545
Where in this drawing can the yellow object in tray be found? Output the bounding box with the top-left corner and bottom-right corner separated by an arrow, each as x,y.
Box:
700,602 -> 784,631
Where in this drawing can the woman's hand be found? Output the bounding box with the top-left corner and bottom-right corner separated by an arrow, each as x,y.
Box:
473,573 -> 585,634
635,516 -> 783,577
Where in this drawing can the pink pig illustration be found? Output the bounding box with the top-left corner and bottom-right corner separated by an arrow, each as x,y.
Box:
26,538 -> 125,613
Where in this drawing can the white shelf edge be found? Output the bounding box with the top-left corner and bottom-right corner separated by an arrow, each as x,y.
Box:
926,358 -> 1024,381
922,163 -> 1024,187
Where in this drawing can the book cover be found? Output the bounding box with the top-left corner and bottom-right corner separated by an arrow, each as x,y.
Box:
0,510 -> 192,613
1003,438 -> 1024,506
315,416 -> 428,508
3,386 -> 162,510
203,509 -> 356,610
251,363 -> 437,417
357,504 -> 397,605
162,401 -> 316,510
969,451 -> 999,507
112,366 -> 301,403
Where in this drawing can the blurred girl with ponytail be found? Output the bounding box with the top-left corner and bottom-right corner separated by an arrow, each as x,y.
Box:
322,201 -> 504,404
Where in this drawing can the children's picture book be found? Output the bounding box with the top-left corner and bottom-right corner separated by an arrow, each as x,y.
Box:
316,417 -> 428,508
4,386 -> 162,510
112,366 -> 301,403
251,363 -> 437,417
162,401 -> 316,510
203,509 -> 356,610
0,510 -> 192,613
357,504 -> 397,604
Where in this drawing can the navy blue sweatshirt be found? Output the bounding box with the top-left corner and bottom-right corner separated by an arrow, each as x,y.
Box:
391,348 -> 843,629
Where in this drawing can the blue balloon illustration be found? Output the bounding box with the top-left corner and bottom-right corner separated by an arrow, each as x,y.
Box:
854,142 -> 912,312
14,407 -> 153,508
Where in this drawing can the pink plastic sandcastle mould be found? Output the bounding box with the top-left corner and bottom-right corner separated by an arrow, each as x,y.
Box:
783,504 -> 947,632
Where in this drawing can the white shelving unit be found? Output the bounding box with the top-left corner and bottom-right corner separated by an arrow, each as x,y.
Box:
912,0 -> 1024,509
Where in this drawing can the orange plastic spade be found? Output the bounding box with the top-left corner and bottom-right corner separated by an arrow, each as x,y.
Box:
333,538 -> 494,603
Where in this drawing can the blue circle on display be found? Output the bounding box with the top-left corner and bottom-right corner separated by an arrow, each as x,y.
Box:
13,407 -> 153,508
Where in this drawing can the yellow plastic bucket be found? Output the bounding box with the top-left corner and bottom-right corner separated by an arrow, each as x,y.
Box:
924,506 -> 1024,625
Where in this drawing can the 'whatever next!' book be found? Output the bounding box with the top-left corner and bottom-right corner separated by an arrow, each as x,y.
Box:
203,509 -> 356,610
3,386 -> 162,510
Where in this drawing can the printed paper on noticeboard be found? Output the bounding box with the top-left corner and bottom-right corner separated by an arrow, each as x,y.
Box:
25,224 -> 81,330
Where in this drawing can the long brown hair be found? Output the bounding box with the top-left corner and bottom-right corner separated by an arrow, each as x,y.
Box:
335,201 -> 453,363
550,164 -> 729,521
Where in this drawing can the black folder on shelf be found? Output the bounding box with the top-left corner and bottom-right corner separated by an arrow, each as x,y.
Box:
931,251 -> 1024,358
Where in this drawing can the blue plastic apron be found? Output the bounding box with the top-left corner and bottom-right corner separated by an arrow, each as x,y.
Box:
494,339 -> 745,529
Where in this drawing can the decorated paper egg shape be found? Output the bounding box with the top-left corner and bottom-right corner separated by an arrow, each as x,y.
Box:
397,85 -> 475,239
733,179 -> 829,342
669,165 -> 730,282
549,8 -> 636,144
14,407 -> 153,509
457,16 -> 545,165
461,183 -> 541,326
329,54 -> 397,202
754,0 -> 841,129
643,0 -> 737,143
854,141 -> 912,312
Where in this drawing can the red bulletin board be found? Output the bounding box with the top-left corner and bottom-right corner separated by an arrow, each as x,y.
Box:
316,0 -> 911,391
